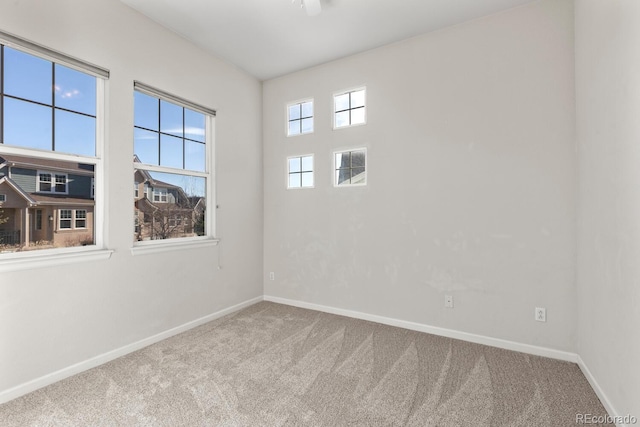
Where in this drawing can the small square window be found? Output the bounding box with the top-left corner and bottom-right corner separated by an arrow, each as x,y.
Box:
288,155 -> 314,189
334,149 -> 367,186
334,88 -> 366,129
75,210 -> 87,228
0,194 -> 5,202
287,100 -> 313,136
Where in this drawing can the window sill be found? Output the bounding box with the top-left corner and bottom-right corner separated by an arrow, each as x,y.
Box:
131,238 -> 219,256
0,248 -> 114,273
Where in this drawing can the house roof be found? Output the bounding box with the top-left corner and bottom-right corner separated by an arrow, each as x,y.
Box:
0,176 -> 38,205
0,155 -> 95,176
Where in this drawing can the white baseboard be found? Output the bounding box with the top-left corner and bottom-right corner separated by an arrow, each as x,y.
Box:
263,295 -> 578,363
577,356 -> 630,427
0,295 -> 263,405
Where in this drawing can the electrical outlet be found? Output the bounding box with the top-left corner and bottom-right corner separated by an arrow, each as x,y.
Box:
269,272 -> 275,281
535,307 -> 546,322
445,295 -> 454,308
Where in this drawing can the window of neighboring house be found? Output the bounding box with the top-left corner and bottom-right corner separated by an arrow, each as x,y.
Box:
334,148 -> 367,186
288,155 -> 314,189
134,181 -> 139,198
153,188 -> 168,203
133,82 -> 215,246
37,171 -> 68,194
58,209 -> 87,230
287,100 -> 313,136
75,209 -> 87,228
0,194 -> 5,202
59,209 -> 72,229
0,32 -> 107,258
333,88 -> 366,129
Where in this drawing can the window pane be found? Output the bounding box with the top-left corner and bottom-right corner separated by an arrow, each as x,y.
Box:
289,157 -> 301,173
55,110 -> 96,156
134,92 -> 159,131
185,109 -> 205,142
54,64 -> 96,116
334,94 -> 349,112
301,118 -> 313,134
4,97 -> 52,150
160,134 -> 183,169
134,128 -> 159,165
160,100 -> 183,137
185,140 -> 206,172
352,167 -> 366,184
301,102 -> 313,118
351,90 -> 365,108
336,169 -> 351,185
133,171 -> 206,241
351,108 -> 365,125
351,151 -> 366,167
301,172 -> 314,187
335,111 -> 349,128
288,174 -> 301,188
4,47 -> 52,104
288,121 -> 300,136
301,156 -> 313,171
288,104 -> 301,121
335,152 -> 347,169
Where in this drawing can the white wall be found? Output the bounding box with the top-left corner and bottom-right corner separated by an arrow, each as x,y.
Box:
576,0 -> 640,420
264,0 -> 576,351
0,0 -> 263,394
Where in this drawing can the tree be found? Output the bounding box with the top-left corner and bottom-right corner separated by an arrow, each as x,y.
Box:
0,209 -> 8,226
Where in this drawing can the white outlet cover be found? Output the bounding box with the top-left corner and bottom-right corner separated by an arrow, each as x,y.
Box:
535,307 -> 546,322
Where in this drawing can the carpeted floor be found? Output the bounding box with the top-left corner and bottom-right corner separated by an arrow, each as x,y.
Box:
0,301 -> 612,426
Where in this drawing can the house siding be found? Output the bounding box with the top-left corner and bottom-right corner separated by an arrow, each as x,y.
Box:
10,168 -> 36,193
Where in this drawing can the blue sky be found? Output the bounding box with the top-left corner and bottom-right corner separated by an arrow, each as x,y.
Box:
2,46 -> 207,198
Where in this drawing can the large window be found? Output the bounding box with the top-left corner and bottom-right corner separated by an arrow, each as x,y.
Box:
0,32 -> 107,256
133,82 -> 214,245
334,88 -> 366,129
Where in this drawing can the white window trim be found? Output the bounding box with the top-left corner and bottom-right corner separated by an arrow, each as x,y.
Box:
0,194 -> 5,202
286,98 -> 314,137
287,154 -> 314,190
152,188 -> 168,203
332,86 -> 367,130
132,83 -> 217,253
0,39 -> 108,269
75,209 -> 87,229
36,171 -> 68,195
58,209 -> 73,230
333,147 -> 368,187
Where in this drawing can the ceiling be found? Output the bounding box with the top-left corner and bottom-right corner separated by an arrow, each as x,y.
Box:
120,0 -> 536,81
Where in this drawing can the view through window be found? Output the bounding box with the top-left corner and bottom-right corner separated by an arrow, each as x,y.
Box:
0,41 -> 104,253
133,84 -> 213,243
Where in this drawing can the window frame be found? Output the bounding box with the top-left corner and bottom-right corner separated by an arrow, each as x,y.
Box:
0,31 -> 112,272
36,170 -> 68,194
0,194 -> 6,202
333,147 -> 368,187
287,154 -> 314,190
131,82 -> 218,254
333,87 -> 367,130
286,98 -> 314,137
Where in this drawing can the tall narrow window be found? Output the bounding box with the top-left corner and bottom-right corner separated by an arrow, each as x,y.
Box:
133,82 -> 215,245
0,31 -> 107,255
288,155 -> 314,189
334,88 -> 366,129
334,148 -> 367,186
287,100 -> 313,136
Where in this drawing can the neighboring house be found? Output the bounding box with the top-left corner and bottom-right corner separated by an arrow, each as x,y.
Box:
133,157 -> 204,241
0,155 -> 94,250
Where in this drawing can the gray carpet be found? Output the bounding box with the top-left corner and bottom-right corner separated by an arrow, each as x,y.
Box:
0,301 -> 611,426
